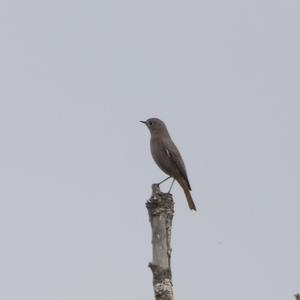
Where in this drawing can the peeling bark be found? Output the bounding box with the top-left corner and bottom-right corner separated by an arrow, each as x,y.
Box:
146,184 -> 174,300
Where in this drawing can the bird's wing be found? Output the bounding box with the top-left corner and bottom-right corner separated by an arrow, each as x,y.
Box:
164,144 -> 192,190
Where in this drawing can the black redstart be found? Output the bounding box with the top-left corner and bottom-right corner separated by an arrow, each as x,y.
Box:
141,118 -> 196,210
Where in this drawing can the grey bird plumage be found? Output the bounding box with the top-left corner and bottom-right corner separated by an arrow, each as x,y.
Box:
141,118 -> 196,210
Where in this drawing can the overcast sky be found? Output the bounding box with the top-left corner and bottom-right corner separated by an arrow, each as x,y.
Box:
0,1 -> 299,300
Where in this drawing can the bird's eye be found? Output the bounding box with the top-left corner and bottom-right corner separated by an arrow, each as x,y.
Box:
148,121 -> 153,126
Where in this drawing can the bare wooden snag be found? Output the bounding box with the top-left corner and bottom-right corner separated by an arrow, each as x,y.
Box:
146,184 -> 174,300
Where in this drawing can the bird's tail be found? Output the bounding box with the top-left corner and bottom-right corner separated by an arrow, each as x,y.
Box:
177,177 -> 197,211
183,187 -> 197,211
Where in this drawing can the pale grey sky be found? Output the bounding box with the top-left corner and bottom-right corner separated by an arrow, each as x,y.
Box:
0,1 -> 299,300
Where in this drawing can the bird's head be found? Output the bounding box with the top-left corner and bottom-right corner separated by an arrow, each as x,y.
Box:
140,118 -> 169,136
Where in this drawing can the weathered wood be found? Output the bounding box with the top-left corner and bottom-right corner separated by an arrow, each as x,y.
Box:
146,184 -> 174,300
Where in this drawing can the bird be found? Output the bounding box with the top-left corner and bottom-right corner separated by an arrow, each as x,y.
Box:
141,118 -> 196,210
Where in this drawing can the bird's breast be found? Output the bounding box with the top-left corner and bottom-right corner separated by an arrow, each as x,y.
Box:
150,136 -> 177,177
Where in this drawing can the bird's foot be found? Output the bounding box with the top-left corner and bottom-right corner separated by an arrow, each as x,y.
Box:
151,183 -> 161,195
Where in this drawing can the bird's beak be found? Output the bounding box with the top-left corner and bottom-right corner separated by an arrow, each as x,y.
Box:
140,121 -> 147,125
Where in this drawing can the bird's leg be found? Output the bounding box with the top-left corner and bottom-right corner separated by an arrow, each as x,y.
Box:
158,176 -> 172,185
168,178 -> 175,193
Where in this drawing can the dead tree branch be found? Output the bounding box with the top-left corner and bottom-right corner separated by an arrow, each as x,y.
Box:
146,184 -> 174,300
